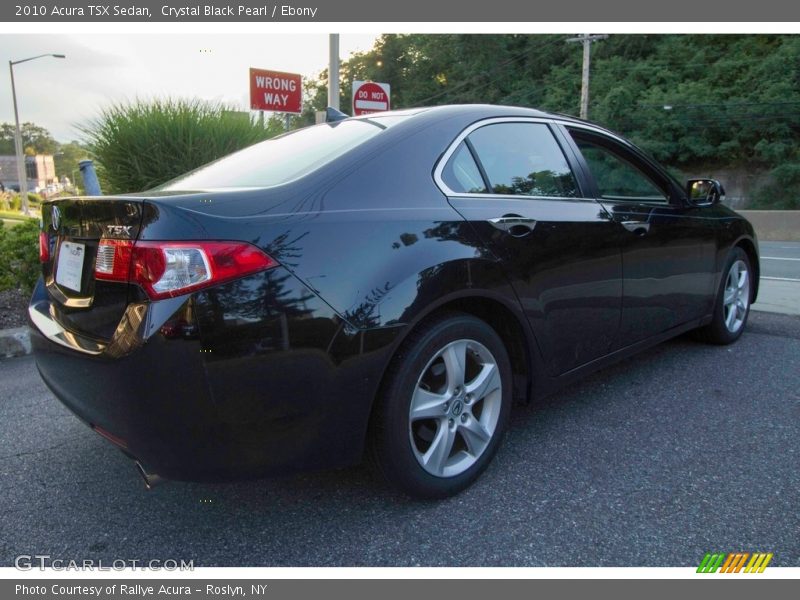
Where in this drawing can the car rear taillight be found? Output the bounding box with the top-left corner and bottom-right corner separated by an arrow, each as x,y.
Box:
39,231 -> 50,263
95,239 -> 134,281
95,239 -> 277,300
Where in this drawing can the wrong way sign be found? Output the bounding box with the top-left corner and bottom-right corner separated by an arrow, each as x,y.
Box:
352,81 -> 391,116
250,68 -> 303,114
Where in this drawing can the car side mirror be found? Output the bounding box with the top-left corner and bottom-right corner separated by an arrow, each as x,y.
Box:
686,179 -> 724,206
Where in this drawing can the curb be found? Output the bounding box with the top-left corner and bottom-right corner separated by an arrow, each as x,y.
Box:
0,326 -> 32,359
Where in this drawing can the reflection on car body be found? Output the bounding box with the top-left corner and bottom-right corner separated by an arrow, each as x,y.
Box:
30,105 -> 759,498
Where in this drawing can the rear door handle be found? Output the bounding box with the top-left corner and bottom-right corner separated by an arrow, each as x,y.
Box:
621,220 -> 650,235
488,214 -> 537,237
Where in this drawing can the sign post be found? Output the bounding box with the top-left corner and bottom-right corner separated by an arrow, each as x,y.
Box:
352,81 -> 391,116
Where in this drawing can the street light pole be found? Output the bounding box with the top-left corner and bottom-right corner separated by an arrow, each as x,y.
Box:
8,61 -> 28,214
8,53 -> 66,215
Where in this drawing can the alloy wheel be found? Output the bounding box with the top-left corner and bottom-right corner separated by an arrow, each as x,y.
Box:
723,259 -> 749,333
408,339 -> 502,478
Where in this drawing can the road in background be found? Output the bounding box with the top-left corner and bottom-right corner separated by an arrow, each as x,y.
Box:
1,311 -> 797,567
752,241 -> 800,316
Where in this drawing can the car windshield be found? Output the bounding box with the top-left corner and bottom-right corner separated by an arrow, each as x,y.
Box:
158,115 -> 409,191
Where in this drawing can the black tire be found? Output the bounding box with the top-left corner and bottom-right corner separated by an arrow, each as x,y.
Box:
370,312 -> 513,499
694,246 -> 753,345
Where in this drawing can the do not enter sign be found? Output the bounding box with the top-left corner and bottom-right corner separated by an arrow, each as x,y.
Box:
352,81 -> 391,116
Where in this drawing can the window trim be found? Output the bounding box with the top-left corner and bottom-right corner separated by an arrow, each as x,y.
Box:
433,117 -> 584,201
463,138 -> 492,193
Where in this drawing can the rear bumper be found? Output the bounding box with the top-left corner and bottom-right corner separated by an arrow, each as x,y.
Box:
31,318 -> 221,480
29,270 -> 400,482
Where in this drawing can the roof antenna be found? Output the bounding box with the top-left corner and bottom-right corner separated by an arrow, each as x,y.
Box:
326,106 -> 349,122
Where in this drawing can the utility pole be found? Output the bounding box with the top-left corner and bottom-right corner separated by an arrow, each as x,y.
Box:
328,34 -> 340,110
565,34 -> 608,120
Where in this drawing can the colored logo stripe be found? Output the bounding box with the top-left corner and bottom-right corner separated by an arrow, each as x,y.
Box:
697,552 -> 773,573
720,553 -> 749,573
697,553 -> 726,573
744,553 -> 773,573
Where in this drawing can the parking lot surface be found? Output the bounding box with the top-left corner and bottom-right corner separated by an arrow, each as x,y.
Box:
1,311 -> 798,567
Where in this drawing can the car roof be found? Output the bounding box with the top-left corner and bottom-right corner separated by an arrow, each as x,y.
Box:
351,103 -> 589,126
347,103 -> 627,145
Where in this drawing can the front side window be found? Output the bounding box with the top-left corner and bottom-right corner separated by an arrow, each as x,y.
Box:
570,134 -> 668,203
466,123 -> 579,198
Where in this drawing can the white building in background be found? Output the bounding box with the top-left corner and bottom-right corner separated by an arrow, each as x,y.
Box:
0,154 -> 57,193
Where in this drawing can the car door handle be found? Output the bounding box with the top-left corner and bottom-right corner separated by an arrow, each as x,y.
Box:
621,220 -> 650,235
488,215 -> 537,237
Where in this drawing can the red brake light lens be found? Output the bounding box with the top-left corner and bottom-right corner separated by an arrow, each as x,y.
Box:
39,231 -> 50,263
94,239 -> 277,300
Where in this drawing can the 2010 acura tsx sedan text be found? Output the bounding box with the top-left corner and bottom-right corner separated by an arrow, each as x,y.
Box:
30,105 -> 759,498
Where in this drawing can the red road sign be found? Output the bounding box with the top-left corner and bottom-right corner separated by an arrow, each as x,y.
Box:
352,81 -> 391,116
250,68 -> 302,114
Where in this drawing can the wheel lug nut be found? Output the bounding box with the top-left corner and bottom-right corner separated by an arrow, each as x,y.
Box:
460,414 -> 467,423
448,419 -> 454,428
465,393 -> 472,404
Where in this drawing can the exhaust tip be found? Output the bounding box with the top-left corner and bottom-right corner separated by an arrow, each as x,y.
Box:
135,461 -> 165,490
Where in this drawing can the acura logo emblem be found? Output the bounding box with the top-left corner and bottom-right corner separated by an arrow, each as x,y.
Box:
51,206 -> 61,231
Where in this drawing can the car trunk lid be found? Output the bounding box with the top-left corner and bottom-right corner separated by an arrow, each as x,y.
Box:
40,196 -> 145,342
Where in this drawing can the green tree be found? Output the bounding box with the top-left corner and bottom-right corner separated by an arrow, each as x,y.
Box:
305,34 -> 800,208
0,122 -> 58,155
53,141 -> 90,188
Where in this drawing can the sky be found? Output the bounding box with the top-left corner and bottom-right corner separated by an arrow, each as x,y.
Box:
0,33 -> 380,142
3,24 -> 789,145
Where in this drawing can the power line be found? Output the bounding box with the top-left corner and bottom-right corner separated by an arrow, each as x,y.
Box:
638,101 -> 800,108
412,36 -> 565,106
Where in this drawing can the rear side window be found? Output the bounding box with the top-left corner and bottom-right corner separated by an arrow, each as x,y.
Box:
440,142 -> 487,194
467,123 -> 578,198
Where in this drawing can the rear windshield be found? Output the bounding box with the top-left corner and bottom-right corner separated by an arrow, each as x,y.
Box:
159,116 -> 408,191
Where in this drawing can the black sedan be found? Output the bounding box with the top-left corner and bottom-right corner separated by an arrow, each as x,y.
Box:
29,105 -> 759,498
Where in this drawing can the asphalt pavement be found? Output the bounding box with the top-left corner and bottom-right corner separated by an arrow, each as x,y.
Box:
1,310 -> 798,567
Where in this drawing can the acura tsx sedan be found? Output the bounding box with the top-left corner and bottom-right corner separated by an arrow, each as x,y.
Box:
30,105 -> 759,498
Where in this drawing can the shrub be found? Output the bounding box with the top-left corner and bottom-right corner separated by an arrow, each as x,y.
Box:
0,219 -> 40,293
81,98 -> 283,194
4,192 -> 41,212
750,163 -> 800,210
